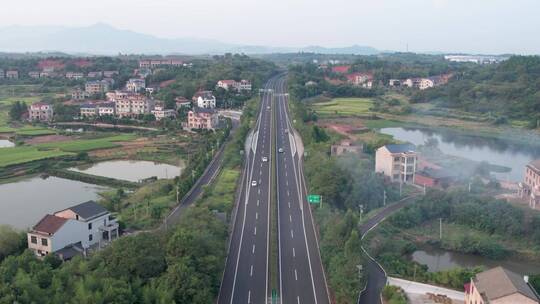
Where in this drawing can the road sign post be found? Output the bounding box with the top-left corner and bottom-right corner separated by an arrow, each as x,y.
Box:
307,194 -> 322,207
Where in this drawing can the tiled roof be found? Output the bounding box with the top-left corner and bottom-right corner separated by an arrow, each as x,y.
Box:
384,143 -> 416,153
33,214 -> 68,235
60,200 -> 108,220
474,266 -> 539,302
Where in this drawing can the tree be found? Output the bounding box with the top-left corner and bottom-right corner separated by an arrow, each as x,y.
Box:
0,225 -> 25,260
9,101 -> 26,121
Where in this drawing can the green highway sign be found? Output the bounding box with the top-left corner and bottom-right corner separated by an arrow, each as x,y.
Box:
307,195 -> 321,204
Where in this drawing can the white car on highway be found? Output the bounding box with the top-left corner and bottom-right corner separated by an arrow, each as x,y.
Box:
251,180 -> 258,187
262,156 -> 268,162
278,148 -> 284,153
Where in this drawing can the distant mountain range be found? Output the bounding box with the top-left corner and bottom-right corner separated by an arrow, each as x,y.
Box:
0,23 -> 380,56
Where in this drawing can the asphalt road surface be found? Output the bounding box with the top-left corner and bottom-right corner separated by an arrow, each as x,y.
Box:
219,75 -> 330,303
218,76 -> 276,304
358,197 -> 418,304
274,78 -> 330,304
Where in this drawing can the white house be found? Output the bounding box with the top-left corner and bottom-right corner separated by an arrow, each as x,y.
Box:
126,78 -> 146,93
375,144 -> 417,183
151,103 -> 176,121
193,91 -> 216,109
27,201 -> 119,259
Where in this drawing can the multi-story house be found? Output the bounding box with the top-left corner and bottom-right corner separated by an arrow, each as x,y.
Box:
112,91 -> 154,117
193,90 -> 216,109
85,80 -> 110,95
518,160 -> 540,208
98,103 -> 115,116
6,70 -> 19,79
217,80 -> 237,90
28,71 -> 41,79
375,144 -> 417,183
402,78 -> 422,88
71,89 -> 89,100
65,72 -> 84,80
126,78 -> 146,93
236,79 -> 252,91
187,108 -> 219,130
175,96 -> 191,109
80,104 -> 98,117
29,102 -> 54,122
103,71 -> 118,78
330,140 -> 363,156
151,103 -> 176,121
389,79 -> 401,87
346,72 -> 374,88
464,266 -> 540,304
87,71 -> 103,78
27,201 -> 119,259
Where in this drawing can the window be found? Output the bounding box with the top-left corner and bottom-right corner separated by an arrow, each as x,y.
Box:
41,238 -> 48,246
31,236 -> 37,244
89,234 -> 93,241
88,223 -> 92,230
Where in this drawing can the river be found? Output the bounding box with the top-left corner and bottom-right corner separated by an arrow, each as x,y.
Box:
380,127 -> 540,182
69,160 -> 184,182
0,176 -> 108,230
411,246 -> 540,276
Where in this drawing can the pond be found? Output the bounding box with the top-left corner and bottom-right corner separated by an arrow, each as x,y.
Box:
380,127 -> 540,182
0,139 -> 14,148
69,160 -> 184,182
411,246 -> 540,276
0,176 -> 108,230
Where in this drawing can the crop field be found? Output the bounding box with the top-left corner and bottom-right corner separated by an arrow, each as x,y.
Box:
311,98 -> 374,116
0,146 -> 72,167
37,134 -> 136,152
0,134 -> 137,167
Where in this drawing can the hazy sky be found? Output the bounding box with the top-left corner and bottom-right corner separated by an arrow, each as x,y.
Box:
1,0 -> 539,54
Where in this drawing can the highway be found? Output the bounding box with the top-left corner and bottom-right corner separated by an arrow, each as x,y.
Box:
219,75 -> 330,303
218,76 -> 276,304
275,78 -> 330,304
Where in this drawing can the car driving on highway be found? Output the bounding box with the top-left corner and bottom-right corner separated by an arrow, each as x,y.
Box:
278,148 -> 284,153
251,180 -> 257,186
262,156 -> 268,162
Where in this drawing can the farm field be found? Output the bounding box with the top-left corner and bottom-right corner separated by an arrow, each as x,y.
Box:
0,146 -> 72,167
37,134 -> 137,152
0,134 -> 137,167
311,97 -> 374,116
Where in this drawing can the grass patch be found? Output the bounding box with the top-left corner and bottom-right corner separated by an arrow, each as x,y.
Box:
37,134 -> 136,152
0,146 -> 73,167
312,97 -> 374,116
200,169 -> 240,212
15,128 -> 56,136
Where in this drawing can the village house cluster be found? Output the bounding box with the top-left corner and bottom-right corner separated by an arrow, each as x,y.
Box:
321,64 -> 451,90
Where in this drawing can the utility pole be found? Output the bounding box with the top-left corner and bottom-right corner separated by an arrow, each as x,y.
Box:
383,190 -> 387,207
439,218 -> 443,240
